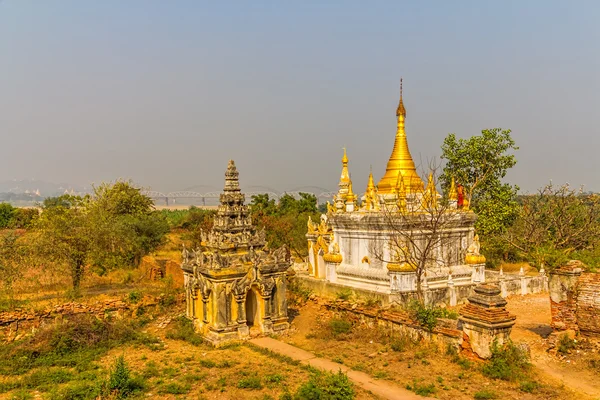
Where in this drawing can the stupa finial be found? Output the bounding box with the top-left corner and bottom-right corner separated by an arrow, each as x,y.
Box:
396,78 -> 406,118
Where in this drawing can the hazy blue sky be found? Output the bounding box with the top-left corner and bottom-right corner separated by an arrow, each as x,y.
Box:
1,1 -> 598,194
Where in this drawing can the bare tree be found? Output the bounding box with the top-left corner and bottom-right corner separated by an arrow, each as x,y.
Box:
502,182 -> 600,271
369,163 -> 474,301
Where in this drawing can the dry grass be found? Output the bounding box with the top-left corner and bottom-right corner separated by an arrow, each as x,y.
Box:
283,301 -> 577,400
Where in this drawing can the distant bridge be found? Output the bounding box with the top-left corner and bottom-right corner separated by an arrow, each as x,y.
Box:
142,186 -> 337,206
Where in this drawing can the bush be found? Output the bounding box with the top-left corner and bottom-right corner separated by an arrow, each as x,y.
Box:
519,380 -> 539,393
481,340 -> 530,381
474,389 -> 498,399
9,208 -> 39,229
557,333 -> 576,354
0,203 -> 15,229
127,290 -> 142,304
405,379 -> 436,397
237,376 -> 262,389
294,370 -> 355,400
165,316 -> 203,346
0,315 -> 160,376
329,319 -> 352,336
108,355 -> 145,398
390,334 -> 414,353
287,279 -> 312,306
336,288 -> 353,301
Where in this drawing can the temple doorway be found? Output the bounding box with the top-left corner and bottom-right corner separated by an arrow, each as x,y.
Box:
245,289 -> 259,327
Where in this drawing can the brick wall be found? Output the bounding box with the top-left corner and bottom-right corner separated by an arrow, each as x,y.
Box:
574,273 -> 600,334
549,261 -> 600,335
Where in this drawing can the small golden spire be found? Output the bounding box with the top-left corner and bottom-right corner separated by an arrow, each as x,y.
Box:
448,177 -> 458,200
395,173 -> 407,211
347,177 -> 355,202
377,80 -> 424,194
422,172 -> 439,209
367,168 -> 375,190
339,147 -> 350,184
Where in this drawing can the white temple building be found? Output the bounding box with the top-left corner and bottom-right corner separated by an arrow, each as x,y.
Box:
305,83 -> 486,305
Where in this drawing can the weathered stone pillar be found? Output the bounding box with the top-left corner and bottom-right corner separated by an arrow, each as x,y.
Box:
448,273 -> 457,307
549,261 -> 583,331
459,284 -> 516,359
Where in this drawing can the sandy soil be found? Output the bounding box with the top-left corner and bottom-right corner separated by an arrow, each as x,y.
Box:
507,293 -> 600,399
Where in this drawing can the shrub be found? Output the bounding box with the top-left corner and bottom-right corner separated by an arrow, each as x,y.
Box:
481,340 -> 530,381
329,319 -> 352,336
474,389 -> 498,399
519,380 -> 539,393
108,355 -> 145,398
405,379 -> 436,396
390,334 -> 414,352
165,316 -> 203,346
287,279 -> 312,306
0,316 -> 160,377
408,301 -> 457,331
336,288 -> 353,301
127,290 -> 142,304
294,370 -> 355,400
557,333 -> 576,354
237,376 -> 262,389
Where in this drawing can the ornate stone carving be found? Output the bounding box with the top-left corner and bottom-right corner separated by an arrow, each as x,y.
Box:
181,160 -> 290,345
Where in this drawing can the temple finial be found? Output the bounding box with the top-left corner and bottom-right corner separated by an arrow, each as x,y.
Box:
396,78 -> 406,118
342,147 -> 348,164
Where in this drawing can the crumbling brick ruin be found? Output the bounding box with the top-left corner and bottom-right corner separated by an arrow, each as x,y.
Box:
550,260 -> 600,335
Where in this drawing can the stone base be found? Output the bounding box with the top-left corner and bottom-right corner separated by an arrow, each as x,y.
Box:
460,320 -> 513,359
198,319 -> 289,347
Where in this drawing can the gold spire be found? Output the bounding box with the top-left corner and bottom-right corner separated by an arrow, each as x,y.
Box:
448,177 -> 458,200
367,168 -> 375,190
340,147 -> 350,184
377,80 -> 424,194
395,173 -> 407,211
422,172 -> 439,209
346,178 -> 356,203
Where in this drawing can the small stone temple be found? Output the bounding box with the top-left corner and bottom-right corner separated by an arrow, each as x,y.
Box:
181,160 -> 291,345
306,82 -> 485,304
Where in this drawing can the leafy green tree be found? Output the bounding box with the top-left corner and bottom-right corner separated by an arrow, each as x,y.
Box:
91,181 -> 154,217
250,193 -> 320,259
35,195 -> 91,290
441,128 -> 519,235
249,193 -> 278,216
86,181 -> 168,272
0,231 -> 29,303
0,203 -> 15,229
9,208 -> 39,229
33,183 -> 169,290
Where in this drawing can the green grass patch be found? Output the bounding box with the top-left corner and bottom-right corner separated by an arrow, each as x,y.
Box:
406,379 -> 436,397
237,376 -> 263,389
474,389 -> 498,399
329,319 -> 352,336
294,370 -> 355,400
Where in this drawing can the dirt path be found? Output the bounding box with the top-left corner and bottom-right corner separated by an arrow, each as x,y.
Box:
250,337 -> 431,400
507,293 -> 600,399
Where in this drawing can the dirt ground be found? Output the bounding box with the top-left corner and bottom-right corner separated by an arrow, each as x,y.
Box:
507,293 -> 600,399
282,296 -> 584,400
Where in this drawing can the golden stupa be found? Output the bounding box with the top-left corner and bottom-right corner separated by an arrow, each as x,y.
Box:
377,79 -> 424,194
